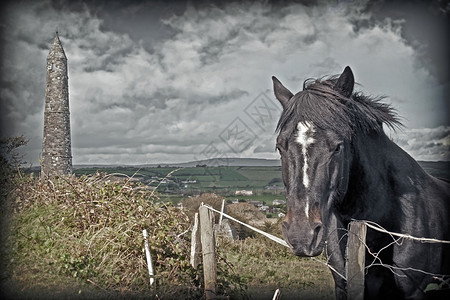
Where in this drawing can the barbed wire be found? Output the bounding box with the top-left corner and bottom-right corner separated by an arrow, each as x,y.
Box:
357,219 -> 450,244
200,204 -> 347,280
346,220 -> 450,287
199,204 -> 449,287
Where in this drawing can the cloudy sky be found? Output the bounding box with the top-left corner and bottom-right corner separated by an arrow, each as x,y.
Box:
1,0 -> 449,166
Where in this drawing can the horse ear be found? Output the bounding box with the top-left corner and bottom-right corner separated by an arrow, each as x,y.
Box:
272,76 -> 293,109
334,66 -> 354,98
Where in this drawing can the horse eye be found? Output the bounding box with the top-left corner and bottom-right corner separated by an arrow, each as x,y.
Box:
334,144 -> 343,153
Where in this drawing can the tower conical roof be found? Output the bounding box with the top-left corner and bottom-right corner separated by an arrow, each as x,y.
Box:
48,31 -> 67,60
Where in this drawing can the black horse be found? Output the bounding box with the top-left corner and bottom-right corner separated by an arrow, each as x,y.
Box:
273,66 -> 449,299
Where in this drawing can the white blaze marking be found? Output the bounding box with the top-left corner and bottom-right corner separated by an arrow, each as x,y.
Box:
295,122 -> 315,189
296,122 -> 315,220
304,200 -> 309,219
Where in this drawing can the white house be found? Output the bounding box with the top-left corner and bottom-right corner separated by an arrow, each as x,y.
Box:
259,205 -> 270,212
235,190 -> 253,196
273,199 -> 286,206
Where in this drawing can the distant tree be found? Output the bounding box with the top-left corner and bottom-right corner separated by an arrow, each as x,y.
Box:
0,135 -> 29,174
268,178 -> 282,185
1,136 -> 30,200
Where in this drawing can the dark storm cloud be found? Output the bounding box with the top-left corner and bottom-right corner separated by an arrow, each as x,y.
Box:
353,0 -> 449,124
1,0 -> 448,165
360,0 -> 449,84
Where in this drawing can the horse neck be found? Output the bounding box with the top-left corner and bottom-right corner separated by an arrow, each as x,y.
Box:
345,130 -> 429,221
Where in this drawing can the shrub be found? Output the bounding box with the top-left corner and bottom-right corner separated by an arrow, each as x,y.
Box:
225,203 -> 267,239
181,193 -> 225,223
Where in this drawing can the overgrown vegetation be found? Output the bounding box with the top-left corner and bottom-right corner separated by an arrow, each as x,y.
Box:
0,170 -> 246,298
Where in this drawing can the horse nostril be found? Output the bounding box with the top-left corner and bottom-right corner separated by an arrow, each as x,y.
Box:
309,223 -> 323,252
313,223 -> 322,236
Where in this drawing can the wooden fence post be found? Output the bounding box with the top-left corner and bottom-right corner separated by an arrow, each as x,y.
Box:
190,212 -> 201,269
199,206 -> 217,300
346,221 -> 367,300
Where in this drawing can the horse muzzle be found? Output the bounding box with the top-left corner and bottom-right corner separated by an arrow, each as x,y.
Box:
282,220 -> 324,257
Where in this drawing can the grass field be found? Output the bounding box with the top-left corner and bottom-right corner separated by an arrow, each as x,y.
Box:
217,237 -> 335,300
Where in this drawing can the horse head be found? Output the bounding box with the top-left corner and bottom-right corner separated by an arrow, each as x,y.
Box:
273,67 -> 355,257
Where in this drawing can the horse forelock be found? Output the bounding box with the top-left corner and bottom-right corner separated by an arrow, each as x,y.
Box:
276,77 -> 402,139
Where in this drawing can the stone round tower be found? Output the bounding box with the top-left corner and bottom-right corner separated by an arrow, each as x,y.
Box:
41,32 -> 72,177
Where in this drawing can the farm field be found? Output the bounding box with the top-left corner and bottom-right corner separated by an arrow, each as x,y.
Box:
76,165 -> 283,185
74,165 -> 285,195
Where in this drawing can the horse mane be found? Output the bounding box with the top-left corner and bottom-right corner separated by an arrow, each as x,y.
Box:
276,76 -> 402,139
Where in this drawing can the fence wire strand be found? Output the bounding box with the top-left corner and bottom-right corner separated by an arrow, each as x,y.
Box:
199,204 -> 449,285
200,204 -> 347,280
359,220 -> 450,244
348,220 -> 450,283
200,204 -> 288,247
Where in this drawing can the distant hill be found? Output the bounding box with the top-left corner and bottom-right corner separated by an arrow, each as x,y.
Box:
152,158 -> 282,168
72,158 -> 281,169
